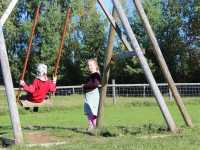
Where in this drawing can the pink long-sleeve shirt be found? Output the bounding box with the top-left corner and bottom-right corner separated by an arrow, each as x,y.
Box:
22,79 -> 56,103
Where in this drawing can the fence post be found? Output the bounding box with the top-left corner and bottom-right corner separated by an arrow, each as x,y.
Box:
72,87 -> 75,94
112,79 -> 116,104
169,88 -> 173,101
143,85 -> 146,97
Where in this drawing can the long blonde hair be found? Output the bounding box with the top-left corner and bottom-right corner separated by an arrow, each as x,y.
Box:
87,58 -> 100,73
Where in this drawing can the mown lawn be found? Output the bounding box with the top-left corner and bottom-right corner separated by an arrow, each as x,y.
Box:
0,95 -> 200,150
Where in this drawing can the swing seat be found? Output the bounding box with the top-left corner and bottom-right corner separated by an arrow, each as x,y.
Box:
20,98 -> 53,108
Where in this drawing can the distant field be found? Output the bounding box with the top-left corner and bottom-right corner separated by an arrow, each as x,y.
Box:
0,95 -> 200,150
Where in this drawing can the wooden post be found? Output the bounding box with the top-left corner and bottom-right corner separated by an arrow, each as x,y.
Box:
133,0 -> 192,127
112,0 -> 177,133
143,85 -> 146,97
0,0 -> 18,26
96,9 -> 117,128
0,0 -> 23,144
169,88 -> 173,101
0,26 -> 23,144
72,87 -> 75,94
112,79 -> 116,104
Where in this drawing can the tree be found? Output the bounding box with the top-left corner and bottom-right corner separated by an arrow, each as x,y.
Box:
60,0 -> 107,85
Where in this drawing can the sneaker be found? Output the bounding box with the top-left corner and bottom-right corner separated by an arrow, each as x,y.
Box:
87,125 -> 94,132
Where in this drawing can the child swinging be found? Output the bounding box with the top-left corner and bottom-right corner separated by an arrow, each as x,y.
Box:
19,63 -> 57,111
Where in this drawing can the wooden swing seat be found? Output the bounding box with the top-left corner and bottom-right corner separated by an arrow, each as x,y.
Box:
20,98 -> 53,108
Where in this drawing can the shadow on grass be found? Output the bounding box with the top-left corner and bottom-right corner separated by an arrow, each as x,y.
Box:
22,123 -> 168,138
0,137 -> 15,147
115,124 -> 168,135
0,124 -> 170,147
0,126 -> 14,147
0,126 -> 11,136
23,125 -> 118,137
0,123 -> 169,147
23,125 -> 96,136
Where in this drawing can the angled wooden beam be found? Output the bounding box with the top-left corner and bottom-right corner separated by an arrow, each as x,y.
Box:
0,0 -> 18,26
0,0 -> 23,144
133,0 -> 192,127
96,8 -> 117,128
0,26 -> 23,144
112,0 -> 177,132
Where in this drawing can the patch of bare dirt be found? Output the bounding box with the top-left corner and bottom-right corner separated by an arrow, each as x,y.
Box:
25,131 -> 60,144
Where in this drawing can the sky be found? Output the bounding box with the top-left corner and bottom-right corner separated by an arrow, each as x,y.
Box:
96,0 -> 113,13
104,0 -> 113,10
96,0 -> 134,17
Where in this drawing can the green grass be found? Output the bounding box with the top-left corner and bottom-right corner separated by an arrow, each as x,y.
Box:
0,95 -> 200,149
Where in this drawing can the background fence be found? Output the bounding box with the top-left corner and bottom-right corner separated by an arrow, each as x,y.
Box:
54,82 -> 200,100
1,82 -> 200,99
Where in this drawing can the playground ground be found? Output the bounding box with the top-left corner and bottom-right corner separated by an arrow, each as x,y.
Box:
0,95 -> 200,150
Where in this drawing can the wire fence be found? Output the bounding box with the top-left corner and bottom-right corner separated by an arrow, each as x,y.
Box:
0,82 -> 200,100
54,83 -> 200,99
